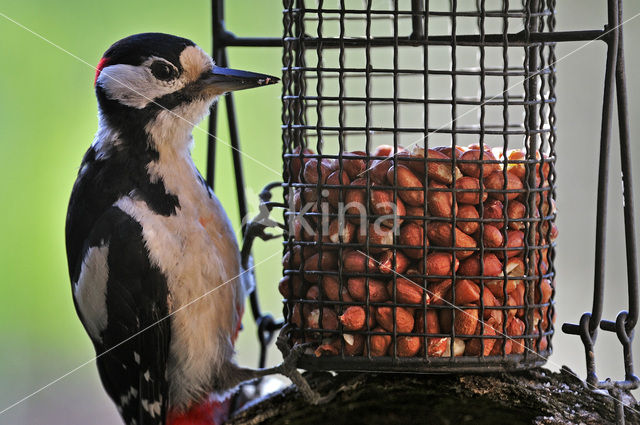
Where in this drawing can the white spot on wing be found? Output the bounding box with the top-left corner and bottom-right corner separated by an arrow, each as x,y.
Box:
141,397 -> 162,418
144,370 -> 151,382
74,243 -> 110,342
119,386 -> 138,406
133,352 -> 140,364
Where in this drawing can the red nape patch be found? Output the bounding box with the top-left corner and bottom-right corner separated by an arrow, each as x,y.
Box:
94,56 -> 110,86
167,397 -> 232,425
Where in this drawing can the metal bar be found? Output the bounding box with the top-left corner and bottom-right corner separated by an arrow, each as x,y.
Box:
613,0 -> 638,335
589,0 -> 619,348
409,0 -> 424,39
598,0 -> 639,390
523,0 -> 541,358
215,29 -> 608,49
562,0 -> 619,388
209,0 -> 279,369
207,0 -> 225,188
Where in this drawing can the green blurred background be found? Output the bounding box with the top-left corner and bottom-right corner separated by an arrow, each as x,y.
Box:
0,1 -> 639,424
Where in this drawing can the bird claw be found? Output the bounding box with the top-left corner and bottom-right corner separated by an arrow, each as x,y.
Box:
241,218 -> 282,269
277,342 -> 312,376
274,333 -> 336,405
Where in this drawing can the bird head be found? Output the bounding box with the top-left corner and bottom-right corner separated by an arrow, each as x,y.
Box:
93,33 -> 278,146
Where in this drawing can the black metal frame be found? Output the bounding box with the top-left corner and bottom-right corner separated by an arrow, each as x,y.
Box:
208,0 -> 638,422
560,0 -> 639,400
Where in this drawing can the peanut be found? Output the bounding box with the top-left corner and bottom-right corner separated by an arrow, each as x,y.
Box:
483,199 -> 504,229
288,146 -> 314,183
306,307 -> 339,333
422,253 -> 459,277
458,253 -> 503,277
343,333 -> 365,356
454,307 -> 479,336
303,158 -> 333,184
397,336 -> 421,357
411,147 -> 463,184
454,176 -> 488,205
428,182 -> 456,218
327,218 -> 356,245
386,277 -> 427,305
325,169 -> 350,207
506,200 -> 526,230
386,165 -> 424,206
343,250 -> 378,273
503,230 -> 525,259
378,250 -> 410,275
399,222 -> 427,259
367,327 -> 391,356
456,204 -> 480,235
458,149 -> 500,178
454,279 -> 481,305
426,222 -> 477,259
482,224 -> 504,248
347,277 -> 389,302
376,305 -> 415,333
484,170 -> 524,201
369,159 -> 392,185
341,151 -> 367,180
357,223 -> 394,254
339,306 -> 366,331
428,279 -> 453,305
370,185 -> 406,228
302,252 -> 338,283
465,321 -> 498,356
345,178 -> 368,222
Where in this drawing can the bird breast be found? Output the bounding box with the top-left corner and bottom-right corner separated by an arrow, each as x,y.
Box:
116,149 -> 243,407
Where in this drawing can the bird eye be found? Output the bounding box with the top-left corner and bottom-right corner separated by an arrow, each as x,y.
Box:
150,61 -> 177,81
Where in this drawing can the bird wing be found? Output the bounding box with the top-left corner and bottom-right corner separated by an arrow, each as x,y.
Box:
73,206 -> 171,425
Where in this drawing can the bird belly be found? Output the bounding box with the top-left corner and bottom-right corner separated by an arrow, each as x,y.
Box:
115,192 -> 242,409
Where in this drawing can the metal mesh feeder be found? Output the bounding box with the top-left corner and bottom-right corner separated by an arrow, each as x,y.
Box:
280,0 -> 556,372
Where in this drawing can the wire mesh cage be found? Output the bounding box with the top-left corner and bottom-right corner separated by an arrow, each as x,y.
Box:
279,0 -> 556,371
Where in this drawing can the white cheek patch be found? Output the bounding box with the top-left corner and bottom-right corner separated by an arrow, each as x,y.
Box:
74,243 -> 110,342
179,46 -> 213,81
98,62 -> 184,109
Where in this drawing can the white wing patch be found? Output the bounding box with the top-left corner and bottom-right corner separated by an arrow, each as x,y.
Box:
74,243 -> 110,343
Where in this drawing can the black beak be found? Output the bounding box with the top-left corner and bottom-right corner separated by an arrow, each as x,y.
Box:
202,66 -> 279,93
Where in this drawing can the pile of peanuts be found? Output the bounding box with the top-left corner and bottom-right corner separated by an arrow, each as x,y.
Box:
280,143 -> 556,358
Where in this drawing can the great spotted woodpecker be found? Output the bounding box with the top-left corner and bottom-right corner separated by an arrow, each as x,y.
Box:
65,33 -> 283,425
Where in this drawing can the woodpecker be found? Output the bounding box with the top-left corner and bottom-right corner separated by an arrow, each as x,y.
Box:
66,33 -> 283,425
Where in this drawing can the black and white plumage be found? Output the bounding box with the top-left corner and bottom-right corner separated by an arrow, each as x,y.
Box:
66,33 -> 279,425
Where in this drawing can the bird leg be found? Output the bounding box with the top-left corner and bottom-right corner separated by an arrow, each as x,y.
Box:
222,328 -> 337,405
